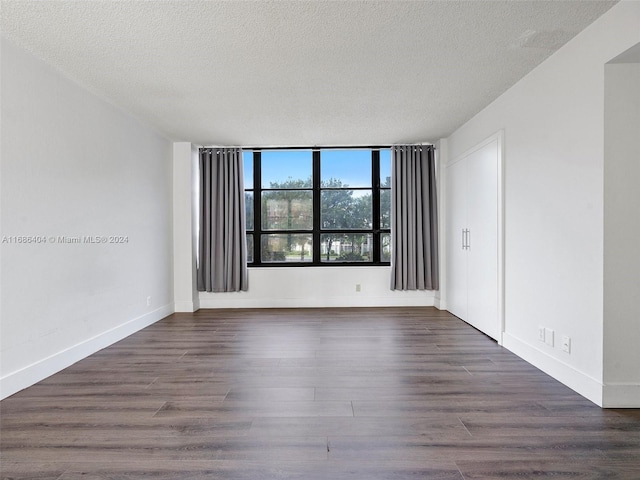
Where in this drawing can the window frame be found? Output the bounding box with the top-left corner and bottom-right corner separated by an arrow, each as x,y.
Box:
245,147 -> 391,267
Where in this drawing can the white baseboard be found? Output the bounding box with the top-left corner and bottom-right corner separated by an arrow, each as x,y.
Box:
602,383 -> 640,408
502,332 -> 604,406
433,295 -> 442,310
0,304 -> 174,400
174,300 -> 198,312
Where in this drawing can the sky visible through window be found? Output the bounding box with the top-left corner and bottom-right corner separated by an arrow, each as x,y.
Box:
321,150 -> 371,187
262,150 -> 312,188
243,149 -> 391,189
243,151 -> 253,189
380,149 -> 391,187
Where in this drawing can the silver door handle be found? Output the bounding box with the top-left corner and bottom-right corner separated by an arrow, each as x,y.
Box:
466,229 -> 471,250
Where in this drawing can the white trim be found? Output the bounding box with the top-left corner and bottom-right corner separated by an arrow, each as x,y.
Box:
502,332 -> 603,406
602,384 -> 640,408
0,304 -> 173,400
496,130 -> 506,345
447,131 -> 502,167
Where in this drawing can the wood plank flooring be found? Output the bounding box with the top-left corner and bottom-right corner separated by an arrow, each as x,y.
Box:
2,307 -> 640,479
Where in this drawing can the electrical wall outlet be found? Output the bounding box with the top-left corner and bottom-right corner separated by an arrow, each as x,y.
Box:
562,336 -> 571,353
355,284 -> 361,292
146,296 -> 152,307
538,326 -> 545,342
545,328 -> 554,347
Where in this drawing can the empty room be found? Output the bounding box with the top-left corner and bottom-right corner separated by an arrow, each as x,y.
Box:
1,0 -> 640,478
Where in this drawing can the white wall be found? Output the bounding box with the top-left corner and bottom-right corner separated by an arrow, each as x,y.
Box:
0,37 -> 174,399
182,146 -> 439,310
443,1 -> 640,406
435,139 -> 448,311
603,59 -> 640,406
173,142 -> 200,312
199,267 -> 436,308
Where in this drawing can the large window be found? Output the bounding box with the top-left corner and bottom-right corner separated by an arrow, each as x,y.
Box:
244,148 -> 391,266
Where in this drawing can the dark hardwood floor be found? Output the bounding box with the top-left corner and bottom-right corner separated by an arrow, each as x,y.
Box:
2,307 -> 639,479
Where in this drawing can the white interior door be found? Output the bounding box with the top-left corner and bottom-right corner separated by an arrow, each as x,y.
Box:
445,158 -> 468,320
466,139 -> 499,340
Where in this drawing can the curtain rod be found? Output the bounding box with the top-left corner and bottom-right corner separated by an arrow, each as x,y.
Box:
200,144 -> 435,151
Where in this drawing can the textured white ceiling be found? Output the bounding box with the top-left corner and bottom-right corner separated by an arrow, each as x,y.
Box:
1,0 -> 617,146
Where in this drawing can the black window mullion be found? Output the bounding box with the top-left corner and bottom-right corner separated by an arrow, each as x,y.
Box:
312,150 -> 321,264
252,151 -> 262,266
372,149 -> 381,263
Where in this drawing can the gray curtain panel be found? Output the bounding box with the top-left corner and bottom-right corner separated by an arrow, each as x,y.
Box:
390,145 -> 439,290
198,148 -> 248,292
